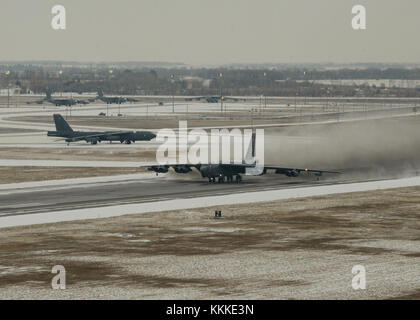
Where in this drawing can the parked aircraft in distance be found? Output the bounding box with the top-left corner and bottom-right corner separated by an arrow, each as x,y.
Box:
95,88 -> 138,104
185,96 -> 246,103
29,90 -> 90,106
47,114 -> 156,145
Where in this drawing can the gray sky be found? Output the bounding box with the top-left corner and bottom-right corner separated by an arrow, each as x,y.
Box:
1,0 -> 419,64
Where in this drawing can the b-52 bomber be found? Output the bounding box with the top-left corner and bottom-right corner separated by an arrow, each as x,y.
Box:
29,91 -> 90,106
94,88 -> 138,104
146,133 -> 340,183
47,114 -> 156,145
185,95 -> 245,103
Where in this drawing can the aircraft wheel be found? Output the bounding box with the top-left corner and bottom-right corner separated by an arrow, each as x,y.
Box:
218,176 -> 224,183
235,175 -> 242,183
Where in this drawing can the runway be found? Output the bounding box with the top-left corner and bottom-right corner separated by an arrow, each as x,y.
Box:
2,169 -> 420,229
0,174 -> 328,217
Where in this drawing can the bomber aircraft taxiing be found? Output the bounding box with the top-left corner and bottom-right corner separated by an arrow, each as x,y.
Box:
185,95 -> 245,103
29,90 -> 90,106
146,132 -> 340,183
47,114 -> 156,145
94,88 -> 138,104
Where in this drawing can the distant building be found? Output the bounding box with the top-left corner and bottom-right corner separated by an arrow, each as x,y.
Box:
0,87 -> 21,96
181,76 -> 212,89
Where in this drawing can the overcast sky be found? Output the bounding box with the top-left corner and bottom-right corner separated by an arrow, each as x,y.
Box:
1,0 -> 419,65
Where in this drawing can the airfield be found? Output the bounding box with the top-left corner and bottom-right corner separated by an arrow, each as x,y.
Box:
0,96 -> 419,299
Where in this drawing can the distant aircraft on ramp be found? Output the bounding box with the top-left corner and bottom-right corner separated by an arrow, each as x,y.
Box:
94,88 -> 138,104
185,95 -> 246,103
47,114 -> 156,145
29,90 -> 90,106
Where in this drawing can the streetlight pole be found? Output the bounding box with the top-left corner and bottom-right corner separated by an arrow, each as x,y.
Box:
5,70 -> 10,108
303,71 -> 307,106
219,73 -> 223,113
171,74 -> 174,113
58,70 -> 63,97
108,69 -> 113,117
263,72 -> 267,110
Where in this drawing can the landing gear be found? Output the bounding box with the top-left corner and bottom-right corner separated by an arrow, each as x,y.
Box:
208,175 -> 240,183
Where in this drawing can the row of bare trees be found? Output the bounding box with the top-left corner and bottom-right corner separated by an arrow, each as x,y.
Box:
2,66 -> 420,97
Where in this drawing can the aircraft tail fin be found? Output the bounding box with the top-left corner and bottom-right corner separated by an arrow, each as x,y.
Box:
53,114 -> 73,133
245,132 -> 256,163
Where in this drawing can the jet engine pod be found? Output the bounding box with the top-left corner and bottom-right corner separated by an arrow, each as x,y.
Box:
148,165 -> 169,173
284,169 -> 300,177
174,166 -> 192,174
